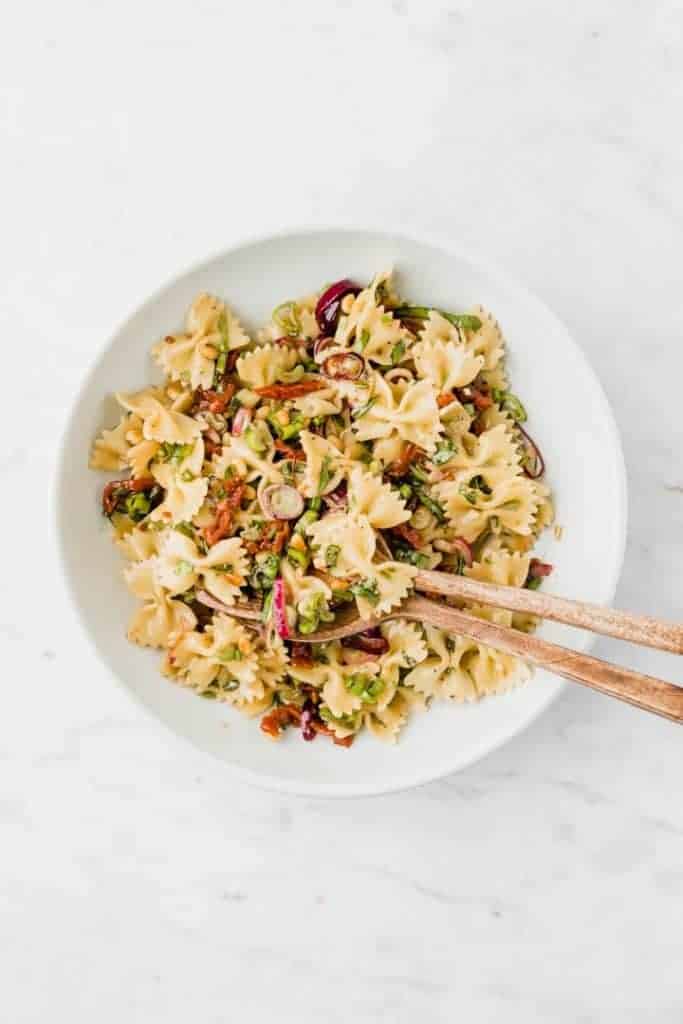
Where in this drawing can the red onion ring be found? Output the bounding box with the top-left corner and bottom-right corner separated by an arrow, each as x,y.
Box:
260,484 -> 304,521
452,538 -> 473,567
322,352 -> 366,381
231,407 -> 252,436
315,279 -> 361,333
322,481 -> 348,509
517,424 -> 545,479
313,336 -> 338,363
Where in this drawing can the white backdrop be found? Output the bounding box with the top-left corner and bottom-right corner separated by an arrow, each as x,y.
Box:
1,2 -> 682,1021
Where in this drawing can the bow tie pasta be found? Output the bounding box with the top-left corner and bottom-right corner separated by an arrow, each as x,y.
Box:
89,271 -> 554,748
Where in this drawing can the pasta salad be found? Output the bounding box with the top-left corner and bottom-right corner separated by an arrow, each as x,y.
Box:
89,271 -> 553,746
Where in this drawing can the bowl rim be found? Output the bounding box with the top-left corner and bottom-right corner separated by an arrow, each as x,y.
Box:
53,224 -> 628,798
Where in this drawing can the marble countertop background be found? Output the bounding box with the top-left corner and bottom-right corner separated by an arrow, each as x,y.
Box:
1,1 -> 682,1020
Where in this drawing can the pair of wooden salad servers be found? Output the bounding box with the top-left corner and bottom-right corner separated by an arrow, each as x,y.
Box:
198,568 -> 683,724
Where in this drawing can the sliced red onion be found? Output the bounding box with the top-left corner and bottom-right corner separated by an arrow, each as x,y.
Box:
260,484 -> 304,521
322,351 -> 365,381
452,537 -> 473,567
232,407 -> 252,436
313,336 -> 338,363
323,481 -> 348,509
315,279 -> 361,333
528,558 -> 554,578
300,703 -> 317,742
517,424 -> 545,479
272,578 -> 291,640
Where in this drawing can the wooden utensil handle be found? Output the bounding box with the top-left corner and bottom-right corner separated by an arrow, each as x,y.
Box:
415,570 -> 683,655
404,597 -> 683,723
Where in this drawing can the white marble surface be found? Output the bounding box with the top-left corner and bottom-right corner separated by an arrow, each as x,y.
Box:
2,1 -> 682,1020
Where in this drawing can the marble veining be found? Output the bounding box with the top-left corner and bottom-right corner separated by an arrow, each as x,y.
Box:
1,0 -> 682,1020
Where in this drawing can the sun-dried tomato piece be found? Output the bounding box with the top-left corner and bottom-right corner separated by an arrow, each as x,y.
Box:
203,478 -> 245,546
260,704 -> 302,738
385,443 -> 419,478
274,439 -> 306,461
455,385 -> 492,411
254,380 -> 325,400
195,381 -> 235,415
314,722 -> 354,747
102,476 -> 156,516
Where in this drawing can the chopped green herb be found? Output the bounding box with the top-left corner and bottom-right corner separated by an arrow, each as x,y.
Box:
317,455 -> 333,495
268,412 -> 308,442
350,578 -> 380,606
244,422 -> 271,453
124,492 -> 151,521
492,388 -> 527,422
297,592 -> 333,635
272,300 -> 301,337
462,402 -> 476,416
278,364 -> 305,385
217,644 -> 242,663
287,545 -> 310,571
432,438 -> 457,466
526,576 -> 543,590
175,560 -> 193,575
501,392 -> 527,423
408,464 -> 429,484
352,397 -> 376,420
468,474 -> 492,496
294,508 -> 319,536
392,306 -> 482,332
344,673 -> 385,702
325,544 -> 341,568
390,340 -> 405,365
399,482 -> 413,501
180,470 -> 195,482
394,546 -> 429,568
250,552 -> 280,591
157,442 -> 194,465
261,588 -> 274,623
415,488 -> 446,522
357,328 -> 371,350
319,706 -> 359,729
174,521 -> 196,540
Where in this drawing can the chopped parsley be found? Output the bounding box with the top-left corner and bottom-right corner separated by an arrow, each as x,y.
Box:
325,544 -> 341,569
344,673 -> 385,702
432,438 -> 457,465
390,340 -> 405,365
350,578 -> 380,606
157,442 -> 194,465
352,397 -> 377,420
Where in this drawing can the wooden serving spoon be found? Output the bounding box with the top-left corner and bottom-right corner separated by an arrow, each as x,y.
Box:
197,587 -> 683,724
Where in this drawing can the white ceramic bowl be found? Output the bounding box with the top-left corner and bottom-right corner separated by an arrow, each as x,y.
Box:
56,228 -> 627,797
